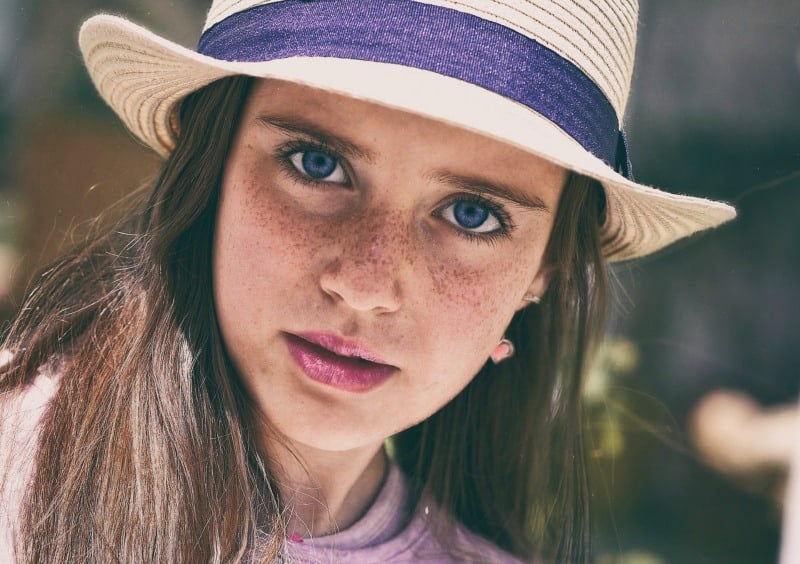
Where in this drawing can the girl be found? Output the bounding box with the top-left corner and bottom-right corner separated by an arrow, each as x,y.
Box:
0,1 -> 735,562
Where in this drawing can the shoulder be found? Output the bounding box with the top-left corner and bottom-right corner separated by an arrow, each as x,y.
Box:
0,357 -> 61,447
0,359 -> 61,560
780,399 -> 800,563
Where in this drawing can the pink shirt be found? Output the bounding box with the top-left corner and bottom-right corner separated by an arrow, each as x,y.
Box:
281,459 -> 524,563
0,370 -> 524,563
1,366 -> 59,562
780,399 -> 800,564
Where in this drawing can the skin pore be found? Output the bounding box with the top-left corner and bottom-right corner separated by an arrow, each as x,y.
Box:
212,79 -> 568,538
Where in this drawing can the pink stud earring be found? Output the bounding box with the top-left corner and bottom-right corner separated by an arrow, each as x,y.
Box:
523,294 -> 541,304
490,338 -> 515,365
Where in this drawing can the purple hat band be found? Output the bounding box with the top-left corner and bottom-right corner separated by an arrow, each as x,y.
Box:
199,0 -> 632,177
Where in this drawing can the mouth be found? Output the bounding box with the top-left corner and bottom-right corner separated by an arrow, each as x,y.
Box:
284,332 -> 397,392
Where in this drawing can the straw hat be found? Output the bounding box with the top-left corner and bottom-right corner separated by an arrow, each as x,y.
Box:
79,0 -> 735,262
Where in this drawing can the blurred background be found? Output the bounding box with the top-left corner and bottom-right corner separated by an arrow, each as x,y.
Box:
0,1 -> 798,562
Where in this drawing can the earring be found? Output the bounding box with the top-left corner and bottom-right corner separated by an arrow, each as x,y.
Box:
523,294 -> 541,304
490,338 -> 515,365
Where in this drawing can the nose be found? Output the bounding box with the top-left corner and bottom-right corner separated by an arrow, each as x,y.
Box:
319,220 -> 405,314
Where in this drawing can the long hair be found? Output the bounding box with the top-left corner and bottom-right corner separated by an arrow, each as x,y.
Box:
394,173 -> 608,562
1,76 -> 607,562
0,76 -> 283,562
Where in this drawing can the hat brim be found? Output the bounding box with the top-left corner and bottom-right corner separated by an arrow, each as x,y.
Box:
79,15 -> 736,262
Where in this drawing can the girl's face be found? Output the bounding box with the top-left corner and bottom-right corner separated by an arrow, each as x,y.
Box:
213,79 -> 567,452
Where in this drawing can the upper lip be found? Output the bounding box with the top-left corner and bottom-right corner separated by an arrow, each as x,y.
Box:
291,331 -> 394,366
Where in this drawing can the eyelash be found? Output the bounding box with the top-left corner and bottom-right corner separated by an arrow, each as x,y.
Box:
276,139 -> 351,187
275,138 -> 515,244
434,195 -> 514,244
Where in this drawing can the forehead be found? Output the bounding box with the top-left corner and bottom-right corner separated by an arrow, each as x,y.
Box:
241,79 -> 568,193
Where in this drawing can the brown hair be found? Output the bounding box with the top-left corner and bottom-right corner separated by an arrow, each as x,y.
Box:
394,174 -> 607,562
1,76 -> 607,562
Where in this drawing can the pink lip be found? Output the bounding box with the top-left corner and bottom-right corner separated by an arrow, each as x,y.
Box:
285,332 -> 397,392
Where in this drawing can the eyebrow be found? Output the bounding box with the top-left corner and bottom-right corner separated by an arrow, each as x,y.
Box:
431,172 -> 550,212
256,113 -> 377,163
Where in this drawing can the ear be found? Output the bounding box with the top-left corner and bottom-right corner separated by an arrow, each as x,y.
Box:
516,264 -> 556,311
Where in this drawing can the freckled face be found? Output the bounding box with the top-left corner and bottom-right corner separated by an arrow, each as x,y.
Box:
213,79 -> 567,452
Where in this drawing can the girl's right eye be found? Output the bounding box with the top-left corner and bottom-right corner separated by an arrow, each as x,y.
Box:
288,149 -> 348,184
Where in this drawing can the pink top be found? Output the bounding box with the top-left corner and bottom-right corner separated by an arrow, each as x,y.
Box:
0,369 -> 524,563
780,399 -> 800,564
0,365 -> 59,563
280,458 -> 524,563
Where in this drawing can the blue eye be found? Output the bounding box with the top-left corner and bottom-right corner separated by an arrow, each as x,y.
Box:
289,149 -> 347,183
440,200 -> 502,234
454,202 -> 489,229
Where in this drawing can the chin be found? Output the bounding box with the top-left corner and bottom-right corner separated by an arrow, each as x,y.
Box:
284,425 -> 388,454
262,400 -> 392,453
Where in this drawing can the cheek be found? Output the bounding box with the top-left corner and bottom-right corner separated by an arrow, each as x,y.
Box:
417,214 -> 552,329
414,246 -> 538,381
389,255 -> 532,429
213,168 -> 317,332
424,245 -> 536,318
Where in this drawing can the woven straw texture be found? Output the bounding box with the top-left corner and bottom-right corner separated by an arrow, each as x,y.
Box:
204,0 -> 637,118
79,0 -> 735,261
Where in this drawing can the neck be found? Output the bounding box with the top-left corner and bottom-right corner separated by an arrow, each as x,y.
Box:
265,437 -> 388,538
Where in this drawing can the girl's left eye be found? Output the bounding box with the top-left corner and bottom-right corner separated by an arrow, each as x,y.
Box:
439,199 -> 504,235
289,149 -> 348,183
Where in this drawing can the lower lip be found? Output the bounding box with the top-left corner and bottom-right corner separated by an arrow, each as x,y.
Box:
285,334 -> 396,392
